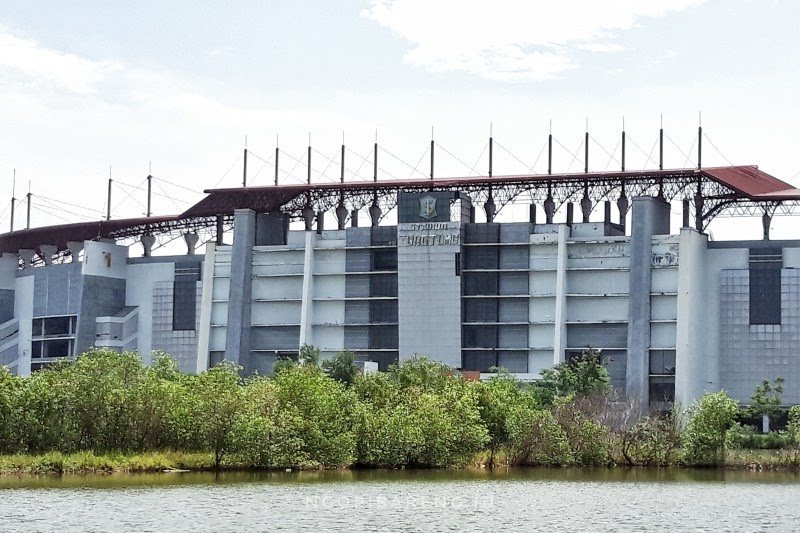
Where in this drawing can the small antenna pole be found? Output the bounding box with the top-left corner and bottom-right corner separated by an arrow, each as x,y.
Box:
659,114 -> 664,170
274,134 -> 280,186
26,181 -> 31,230
10,170 -> 15,232
621,117 -> 626,172
242,135 -> 248,188
584,117 -> 589,174
307,132 -> 312,185
373,130 -> 378,182
548,120 -> 553,175
697,112 -> 702,170
488,122 -> 493,178
430,126 -> 435,180
341,131 -> 345,184
146,173 -> 152,218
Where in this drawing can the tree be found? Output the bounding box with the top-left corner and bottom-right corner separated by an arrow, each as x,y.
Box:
476,369 -> 538,466
322,350 -> 360,386
683,391 -> 739,466
175,362 -> 242,468
746,378 -> 784,433
536,349 -> 611,402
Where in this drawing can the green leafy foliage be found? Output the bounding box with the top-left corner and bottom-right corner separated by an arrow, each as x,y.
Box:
682,391 -> 739,466
551,396 -> 611,465
745,378 -> 784,429
321,350 -> 360,386
788,405 -> 800,447
536,349 -> 611,403
621,415 -> 681,466
505,407 -> 572,465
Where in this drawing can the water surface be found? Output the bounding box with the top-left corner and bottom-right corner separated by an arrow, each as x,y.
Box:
1,468 -> 798,532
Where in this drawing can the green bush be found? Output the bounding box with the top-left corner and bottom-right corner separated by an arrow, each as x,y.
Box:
476,370 -> 539,465
682,391 -> 739,466
552,397 -> 610,465
788,406 -> 800,447
535,349 -> 611,403
621,415 -> 681,466
505,407 -> 572,466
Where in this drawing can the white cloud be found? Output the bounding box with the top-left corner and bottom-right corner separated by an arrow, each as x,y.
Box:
362,0 -> 705,80
0,30 -> 120,94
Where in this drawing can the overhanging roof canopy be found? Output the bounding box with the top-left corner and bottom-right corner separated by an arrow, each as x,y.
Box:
1,165 -> 798,255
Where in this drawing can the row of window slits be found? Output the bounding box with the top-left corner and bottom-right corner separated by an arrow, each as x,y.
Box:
461,224 -> 529,373
749,248 -> 782,325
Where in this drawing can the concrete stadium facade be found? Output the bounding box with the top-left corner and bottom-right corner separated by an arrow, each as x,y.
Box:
2,166 -> 800,409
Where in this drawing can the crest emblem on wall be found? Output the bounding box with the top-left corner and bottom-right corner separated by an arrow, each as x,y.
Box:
419,195 -> 437,220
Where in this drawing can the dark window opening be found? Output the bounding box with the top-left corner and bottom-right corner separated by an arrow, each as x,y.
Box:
649,350 -> 676,375
173,264 -> 201,331
749,248 -> 782,325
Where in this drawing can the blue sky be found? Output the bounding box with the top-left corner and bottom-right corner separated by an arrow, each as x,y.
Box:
1,0 -> 799,238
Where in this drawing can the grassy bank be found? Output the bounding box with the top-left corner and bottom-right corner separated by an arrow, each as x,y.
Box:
3,449 -> 800,476
0,451 -> 218,475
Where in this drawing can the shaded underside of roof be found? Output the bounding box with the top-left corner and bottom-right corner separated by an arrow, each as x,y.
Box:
0,165 -> 797,254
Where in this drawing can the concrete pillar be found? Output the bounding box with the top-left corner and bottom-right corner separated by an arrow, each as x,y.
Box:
298,231 -> 316,347
302,205 -> 314,231
316,210 -> 325,233
675,228 -> 712,407
529,204 -> 537,225
369,203 -> 381,226
603,201 -> 612,224
225,209 -> 255,373
350,209 -> 359,228
682,199 -> 691,228
581,194 -> 592,223
552,224 -> 569,364
196,243 -> 216,373
18,249 -> 36,269
336,204 -> 348,230
141,234 -> 156,257
67,241 -> 84,262
617,192 -> 629,230
626,196 -> 671,404
544,196 -> 555,224
184,232 -> 199,255
38,245 -> 57,265
484,197 -> 496,223
762,212 -> 772,240
565,202 -> 574,226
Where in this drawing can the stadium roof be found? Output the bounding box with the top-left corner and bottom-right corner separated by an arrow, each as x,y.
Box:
1,165 -> 798,255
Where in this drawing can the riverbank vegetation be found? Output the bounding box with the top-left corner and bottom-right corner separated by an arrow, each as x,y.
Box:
1,348 -> 799,474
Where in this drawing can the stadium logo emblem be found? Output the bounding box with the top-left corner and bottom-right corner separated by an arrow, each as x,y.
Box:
419,195 -> 437,220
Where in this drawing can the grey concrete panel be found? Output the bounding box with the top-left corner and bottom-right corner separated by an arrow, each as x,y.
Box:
250,326 -> 300,351
225,209 -> 255,372
255,212 -> 288,246
626,196 -> 670,402
397,192 -> 454,223
498,325 -> 527,348
499,299 -> 528,322
498,351 -> 528,372
76,275 -> 126,354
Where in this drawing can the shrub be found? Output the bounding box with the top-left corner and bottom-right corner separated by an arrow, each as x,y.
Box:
273,364 -> 357,467
621,415 -> 680,466
476,370 -> 539,465
682,391 -> 739,466
788,406 -> 800,447
505,407 -> 572,466
552,396 -> 611,465
535,349 -> 611,403
322,350 -> 360,386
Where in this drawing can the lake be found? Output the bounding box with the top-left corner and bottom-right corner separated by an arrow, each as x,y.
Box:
1,468 -> 799,532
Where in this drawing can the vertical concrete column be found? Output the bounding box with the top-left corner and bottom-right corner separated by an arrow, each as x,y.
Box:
298,231 -> 316,348
675,228 -> 711,407
626,196 -> 671,403
196,243 -> 216,373
225,209 -> 255,373
552,224 -> 569,364
15,276 -> 34,377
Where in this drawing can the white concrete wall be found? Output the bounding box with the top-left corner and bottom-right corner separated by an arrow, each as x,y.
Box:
397,222 -> 462,366
82,241 -> 128,279
126,261 -> 174,365
14,275 -> 34,376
